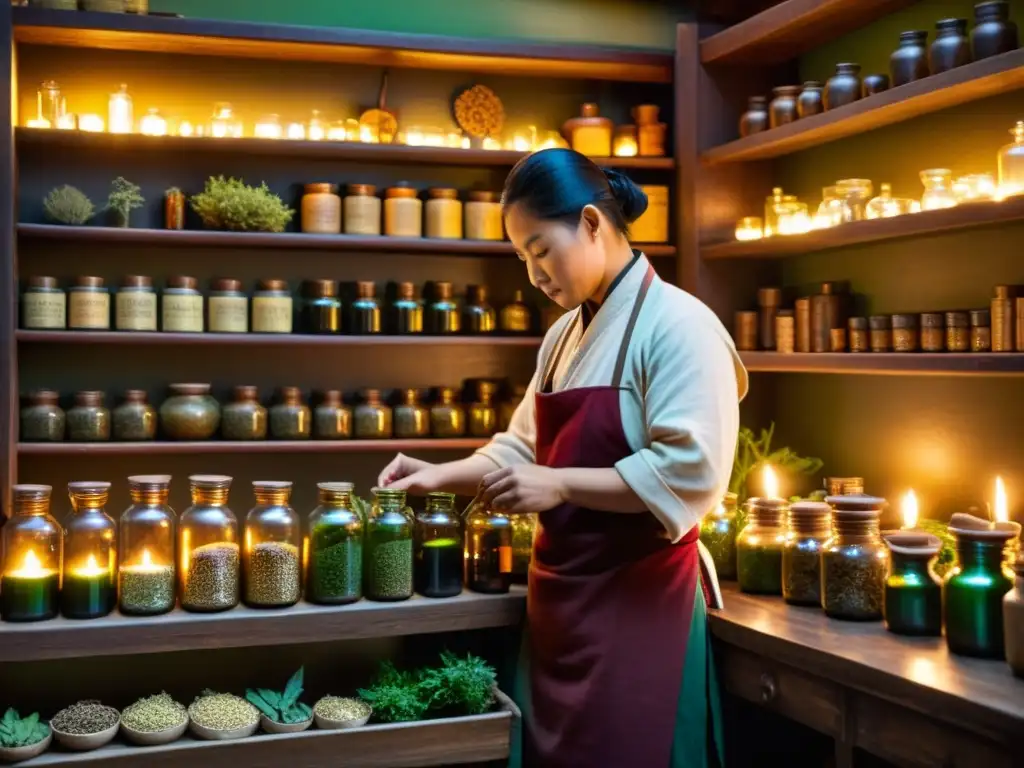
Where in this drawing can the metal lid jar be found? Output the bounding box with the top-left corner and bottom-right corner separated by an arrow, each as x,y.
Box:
394,388 -> 429,439
313,389 -> 351,440
179,474 -> 239,612
355,388 -> 393,439
821,495 -> 889,621
430,386 -> 466,438
414,491 -> 463,598
252,278 -> 293,334
243,481 -> 301,608
221,385 -> 267,441
306,482 -> 364,605
782,501 -> 831,606
68,276 -> 110,330
464,495 -> 512,594
67,390 -> 110,442
301,182 -> 341,235
351,280 -> 381,335
21,276 -> 66,330
383,184 -> 422,238
21,389 -> 65,443
0,485 -> 62,622
62,481 -> 117,619
269,386 -> 311,440
465,190 -> 502,241
736,497 -> 788,595
463,284 -> 496,334
425,187 -> 463,240
300,279 -> 341,334
390,281 -> 423,334
343,183 -> 381,236
119,475 -> 176,616
116,275 -> 157,332
365,488 -> 414,601
162,275 -> 204,333
425,281 -> 460,334
207,278 -> 248,334
112,389 -> 157,441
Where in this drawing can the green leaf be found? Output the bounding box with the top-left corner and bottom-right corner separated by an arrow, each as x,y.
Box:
282,667 -> 304,710
2,709 -> 17,729
296,702 -> 312,719
258,688 -> 282,708
245,689 -> 279,720
32,722 -> 49,742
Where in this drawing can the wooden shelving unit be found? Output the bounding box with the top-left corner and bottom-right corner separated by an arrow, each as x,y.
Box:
739,352 -> 1024,376
16,330 -> 544,347
18,439 -> 489,455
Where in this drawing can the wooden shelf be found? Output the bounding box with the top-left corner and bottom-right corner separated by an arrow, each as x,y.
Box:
12,6 -> 672,83
739,351 -> 1024,376
18,439 -> 488,456
0,587 -> 525,662
700,0 -> 918,65
16,128 -> 676,170
702,198 -> 1024,259
702,48 -> 1024,164
16,330 -> 543,347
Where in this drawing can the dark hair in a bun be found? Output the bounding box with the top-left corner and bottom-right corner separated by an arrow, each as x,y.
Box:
501,148 -> 648,236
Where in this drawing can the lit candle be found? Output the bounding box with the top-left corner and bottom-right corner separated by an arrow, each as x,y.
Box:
901,489 -> 919,530
762,464 -> 779,499
882,528 -> 942,637
62,553 -> 116,619
405,129 -> 426,147
177,120 -> 194,137
327,121 -> 347,141
994,476 -> 1020,566
139,107 -> 168,137
734,216 -> 764,241
118,548 -> 175,616
108,83 -> 133,134
612,127 -> 639,158
482,137 -> 502,151
287,122 -> 307,140
56,113 -> 76,130
308,110 -> 326,141
79,114 -> 105,132
25,117 -> 51,129
0,550 -> 60,622
254,114 -> 283,139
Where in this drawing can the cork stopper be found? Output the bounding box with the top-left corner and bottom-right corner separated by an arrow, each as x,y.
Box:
74,390 -> 104,407
357,281 -> 376,299
397,281 -> 417,300
303,279 -> 337,298
120,275 -> 152,288
167,276 -> 198,290
232,385 -> 259,402
277,386 -> 303,405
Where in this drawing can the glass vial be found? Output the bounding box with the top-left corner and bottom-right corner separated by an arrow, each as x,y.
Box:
1,485 -> 62,622
414,492 -> 463,598
179,475 -> 239,612
119,475 -> 176,616
243,481 -> 302,608
307,482 -> 364,605
62,481 -> 117,619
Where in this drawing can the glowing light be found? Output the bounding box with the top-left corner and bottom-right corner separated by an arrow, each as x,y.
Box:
56,113 -> 76,130
308,110 -> 326,141
254,115 -> 283,140
735,217 -> 764,241
177,120 -> 194,137
108,83 -> 133,134
25,118 -> 50,129
995,477 -> 1009,523
287,122 -> 307,140
901,489 -> 919,530
10,550 -> 46,578
74,553 -> 104,578
762,465 -> 779,499
139,107 -> 167,137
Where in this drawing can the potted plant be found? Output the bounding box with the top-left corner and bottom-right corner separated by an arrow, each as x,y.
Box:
43,185 -> 94,225
106,176 -> 144,227
190,175 -> 294,232
0,708 -> 51,762
246,667 -> 314,734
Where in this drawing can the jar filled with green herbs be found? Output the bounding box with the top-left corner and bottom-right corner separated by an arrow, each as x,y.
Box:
242,481 -> 302,608
306,482 -> 364,605
464,496 -> 512,594
699,492 -> 739,580
414,491 -> 462,598
821,495 -> 889,621
736,498 -> 788,595
365,488 -> 414,601
781,501 -> 831,606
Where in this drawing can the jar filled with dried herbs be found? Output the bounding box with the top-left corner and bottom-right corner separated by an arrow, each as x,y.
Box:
355,389 -> 393,439
821,495 -> 889,621
68,276 -> 110,330
390,281 -> 423,334
426,281 -> 460,334
699,492 -> 739,581
781,501 -> 831,606
971,308 -> 991,352
207,278 -> 249,334
736,498 -> 787,595
945,311 -> 970,353
414,491 -> 463,598
468,380 -> 498,437
67,391 -> 110,442
252,279 -> 293,334
307,482 -> 364,605
221,385 -> 267,441
464,496 -> 512,594
314,390 -> 352,439
243,481 -> 301,608
115,275 -> 157,331
920,312 -> 945,352
21,276 -> 66,329
270,387 -> 311,440
431,387 -> 466,437
365,487 -> 414,601
20,389 -> 65,442
112,389 -> 156,441
869,315 -> 892,353
462,284 -> 496,334
179,475 -> 239,612
499,290 -> 532,335
394,389 -> 429,438
119,475 -> 176,616
891,313 -> 919,353
350,281 -> 382,334
162,275 -> 204,333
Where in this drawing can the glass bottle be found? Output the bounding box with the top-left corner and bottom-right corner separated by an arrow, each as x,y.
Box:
365,488 -> 414,601
254,114 -> 283,139
351,281 -> 382,334
21,389 -> 65,442
62,482 -> 117,619
510,513 -> 537,585
919,168 -> 958,211
499,384 -> 527,432
500,290 -> 532,334
67,391 -> 110,442
139,107 -> 167,136
112,389 -> 157,441
866,182 -> 919,218
243,481 -> 301,608
221,385 -> 268,441
306,482 -> 364,605
162,275 -> 204,333
462,285 -> 496,334
307,109 -> 326,141
269,386 -> 311,440
821,495 -> 889,621
252,279 -> 293,334
414,492 -> 463,598
119,475 -> 176,616
300,279 -> 341,334
425,281 -> 460,334
736,498 -> 787,595
354,389 -> 393,439
699,492 -> 739,581
39,80 -> 61,126
468,380 -> 498,437
781,501 -> 831,606
159,383 -> 220,440
313,389 -> 352,440
431,387 -> 466,438
21,276 -> 66,330
108,83 -> 133,134
464,496 -> 512,594
835,178 -> 873,221
179,475 -> 239,613
394,389 -> 430,438
0,485 -> 61,622
882,532 -> 942,636
210,101 -> 241,138
763,187 -> 796,237
390,281 -> 423,334
998,121 -> 1024,198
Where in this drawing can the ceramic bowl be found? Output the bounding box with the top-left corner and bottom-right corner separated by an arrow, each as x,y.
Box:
259,714 -> 313,734
313,702 -> 372,731
120,718 -> 188,746
0,730 -> 52,763
51,718 -> 119,751
188,719 -> 259,741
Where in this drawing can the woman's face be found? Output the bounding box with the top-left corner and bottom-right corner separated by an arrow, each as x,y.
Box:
504,203 -> 608,310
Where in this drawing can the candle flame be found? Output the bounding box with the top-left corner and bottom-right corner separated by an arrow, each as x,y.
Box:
995,477 -> 1009,523
18,550 -> 44,577
142,549 -> 152,567
762,465 -> 778,499
74,553 -> 104,577
901,490 -> 918,529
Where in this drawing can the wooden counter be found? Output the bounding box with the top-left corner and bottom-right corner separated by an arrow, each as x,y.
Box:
710,584 -> 1024,768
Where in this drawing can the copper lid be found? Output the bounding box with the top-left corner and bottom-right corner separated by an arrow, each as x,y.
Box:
467,284 -> 487,303
167,275 -> 198,290
995,285 -> 1013,299
970,309 -> 990,326
27,276 -> 60,290
120,275 -> 152,289
304,183 -> 338,194
427,187 -> 459,200
891,313 -> 918,329
74,390 -> 104,406
581,103 -> 600,117
777,309 -> 794,318
386,184 -> 418,199
868,315 -> 891,330
361,388 -> 382,403
819,282 -> 838,295
945,311 -> 969,328
277,386 -> 303,404
257,279 -> 289,292
397,281 -> 417,300
357,281 -> 376,299
168,383 -> 211,396
757,287 -> 782,305
210,278 -> 243,292
468,190 -> 497,203
434,281 -> 453,300
920,312 -> 944,328
402,388 -> 419,404
319,389 -> 343,406
347,183 -> 377,197
28,389 -> 59,406
73,276 -> 105,288
437,386 -> 457,402
847,316 -> 868,330
232,385 -> 258,401
303,279 -> 337,298
121,389 -> 148,403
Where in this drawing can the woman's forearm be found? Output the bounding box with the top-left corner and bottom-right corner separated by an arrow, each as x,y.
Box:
557,467 -> 647,513
434,454 -> 500,496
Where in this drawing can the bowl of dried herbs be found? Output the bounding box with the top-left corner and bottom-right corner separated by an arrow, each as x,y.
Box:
312,697 -> 372,730
119,692 -> 188,746
50,700 -> 120,751
187,691 -> 259,741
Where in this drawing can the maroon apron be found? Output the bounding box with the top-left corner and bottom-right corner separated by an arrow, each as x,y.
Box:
524,264 -> 709,767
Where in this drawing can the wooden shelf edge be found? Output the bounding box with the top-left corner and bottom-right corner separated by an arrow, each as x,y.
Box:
18,439 -> 489,455
739,351 -> 1024,375
0,588 -> 526,663
15,330 -> 543,347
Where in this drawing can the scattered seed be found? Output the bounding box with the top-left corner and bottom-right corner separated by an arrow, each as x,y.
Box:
183,542 -> 239,611
245,541 -> 301,606
119,565 -> 175,615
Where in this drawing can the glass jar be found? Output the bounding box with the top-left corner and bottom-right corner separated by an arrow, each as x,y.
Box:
118,475 -> 176,616
270,387 -> 311,440
814,185 -> 849,228
159,383 -> 221,440
971,309 -> 992,352
343,184 -> 381,235
835,178 -> 873,221
354,389 -> 393,439
21,389 -> 65,442
314,390 -> 352,439
953,173 -> 997,203
62,481 -> 117,619
390,281 -> 423,334
945,311 -> 970,352
0,485 -> 61,622
351,281 -> 382,334
162,275 -> 204,333
67,391 -> 110,442
891,313 -> 919,353
21,276 -> 66,330
365,488 -> 414,601
463,284 -> 496,334
736,498 -> 787,594
821,495 -> 889,621
468,380 -> 498,437
243,481 -> 301,608
207,278 -> 248,334
699,493 -> 739,580
500,290 -> 532,335
764,188 -> 796,237
464,496 -> 512,594
465,191 -> 502,240
768,85 -> 799,128
510,512 -> 537,585
68,276 -> 110,330
431,387 -> 466,438
395,389 -> 430,439
920,168 -> 957,211
998,120 -> 1024,198
500,384 -> 527,432
301,183 -> 342,234
179,475 -> 240,612
300,279 -> 341,334
113,389 -> 156,441
221,385 -> 267,441
108,83 -> 133,134
384,184 -> 423,237
866,183 -> 918,218
116,275 -> 157,331
252,279 -> 293,334
563,103 -> 613,156
920,312 -> 945,352
307,482 -> 364,605
882,532 -> 942,636
254,113 -> 283,139
426,281 -> 460,334
209,101 -> 241,138
414,491 -> 463,598
1005,558 -> 1024,676
782,501 -> 831,606
633,104 -> 666,156
775,200 -> 812,235
425,188 -> 463,239
869,315 -> 892,352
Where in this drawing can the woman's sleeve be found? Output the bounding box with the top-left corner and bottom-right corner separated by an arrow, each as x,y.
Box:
472,371 -> 538,468
614,320 -> 743,542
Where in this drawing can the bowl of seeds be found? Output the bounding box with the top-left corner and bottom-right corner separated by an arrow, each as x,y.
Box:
313,696 -> 372,730
188,691 -> 259,741
50,701 -> 120,751
120,692 -> 189,746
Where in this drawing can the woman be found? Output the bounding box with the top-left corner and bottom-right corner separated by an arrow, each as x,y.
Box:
378,148 -> 748,768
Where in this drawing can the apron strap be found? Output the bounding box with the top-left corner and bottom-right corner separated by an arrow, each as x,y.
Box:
539,312 -> 581,393
611,264 -> 656,389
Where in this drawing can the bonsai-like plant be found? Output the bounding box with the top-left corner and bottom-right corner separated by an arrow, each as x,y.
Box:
106,176 -> 144,227
43,185 -> 94,225
0,708 -> 49,749
190,175 -> 294,233
245,667 -> 312,724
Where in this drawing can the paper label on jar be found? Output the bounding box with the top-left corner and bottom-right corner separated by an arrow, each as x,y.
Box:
68,291 -> 110,329
22,292 -> 66,329
208,295 -> 249,333
115,291 -> 157,331
252,296 -> 293,333
162,294 -> 204,333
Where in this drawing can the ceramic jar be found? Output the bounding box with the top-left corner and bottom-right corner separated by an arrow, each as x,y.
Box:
221,385 -> 267,441
67,391 -> 110,442
313,390 -> 351,439
930,18 -> 971,73
891,31 -> 930,86
768,86 -> 800,129
797,82 -> 823,118
1004,558 -> 1024,677
862,73 -> 891,96
739,96 -> 768,137
112,390 -> 157,441
825,63 -> 862,110
269,387 -> 311,440
20,390 -> 65,442
972,1 -> 1018,61
159,383 -> 221,440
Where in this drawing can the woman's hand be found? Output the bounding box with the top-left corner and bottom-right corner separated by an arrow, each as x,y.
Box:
479,465 -> 566,514
377,453 -> 436,493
